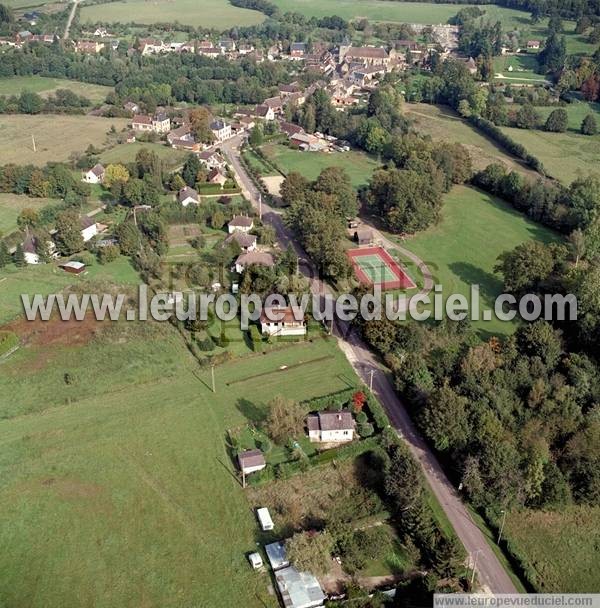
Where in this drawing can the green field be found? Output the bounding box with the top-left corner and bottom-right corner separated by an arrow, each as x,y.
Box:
2,0 -> 63,8
0,76 -> 112,104
501,125 -> 600,184
493,54 -> 549,83
531,100 -> 600,133
0,193 -> 55,235
0,257 -> 139,324
0,308 -> 356,607
80,0 -> 265,28
406,103 -> 538,178
100,142 -> 187,170
272,0 -> 519,24
504,506 -> 600,592
262,143 -> 379,188
396,185 -> 560,337
0,115 -> 130,166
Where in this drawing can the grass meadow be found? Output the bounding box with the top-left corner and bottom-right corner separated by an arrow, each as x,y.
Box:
0,115 -> 130,166
99,142 -> 187,171
504,507 -> 600,592
393,185 -> 561,338
531,100 -> 600,133
79,0 -> 265,28
0,193 -> 55,234
0,311 -> 356,607
405,103 -> 538,178
501,125 -> 600,184
262,143 -> 379,188
0,76 -> 112,104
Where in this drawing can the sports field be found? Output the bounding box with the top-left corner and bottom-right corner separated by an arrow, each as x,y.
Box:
79,0 -> 265,28
348,246 -> 415,290
0,76 -> 112,104
0,115 -> 130,166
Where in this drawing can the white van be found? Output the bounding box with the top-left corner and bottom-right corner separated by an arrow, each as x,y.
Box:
256,507 -> 274,531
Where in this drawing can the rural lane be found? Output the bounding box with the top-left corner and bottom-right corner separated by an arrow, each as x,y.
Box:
221,135 -> 519,594
63,0 -> 80,40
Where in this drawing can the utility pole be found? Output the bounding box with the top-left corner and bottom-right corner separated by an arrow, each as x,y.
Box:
258,192 -> 262,220
369,369 -> 374,392
470,549 -> 482,586
497,509 -> 506,545
31,134 -> 36,153
211,364 -> 216,393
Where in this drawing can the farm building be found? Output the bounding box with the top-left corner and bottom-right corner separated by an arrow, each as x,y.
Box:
80,216 -> 98,242
307,410 -> 355,443
354,228 -> 374,247
234,251 -> 275,274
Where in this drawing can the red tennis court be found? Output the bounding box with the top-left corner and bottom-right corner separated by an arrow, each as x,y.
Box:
347,246 -> 415,290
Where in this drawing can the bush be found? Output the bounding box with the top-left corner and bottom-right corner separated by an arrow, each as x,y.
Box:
356,411 -> 368,424
97,244 -> 120,264
545,108 -> 568,133
358,422 -> 375,438
581,114 -> 598,135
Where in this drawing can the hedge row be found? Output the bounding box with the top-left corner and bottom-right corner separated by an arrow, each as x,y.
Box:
247,436 -> 381,486
468,115 -> 546,175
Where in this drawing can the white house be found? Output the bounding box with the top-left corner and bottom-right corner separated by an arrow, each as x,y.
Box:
210,119 -> 232,142
260,306 -> 306,337
82,163 -> 105,184
307,410 -> 355,443
178,186 -> 199,206
80,216 -> 98,242
228,215 -> 254,234
22,234 -> 57,265
237,449 -> 266,475
132,112 -> 171,134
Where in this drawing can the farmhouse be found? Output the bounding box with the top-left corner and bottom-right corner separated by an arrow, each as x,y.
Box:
289,132 -> 324,151
138,38 -> 165,55
224,231 -> 257,252
260,306 -> 306,337
255,105 -> 275,121
178,186 -> 199,206
307,410 -> 355,443
210,119 -> 232,142
228,215 -> 253,234
132,112 -> 171,134
527,40 -> 541,50
279,82 -> 302,97
234,251 -> 275,273
80,216 -> 98,242
237,449 -> 266,475
82,163 -> 105,184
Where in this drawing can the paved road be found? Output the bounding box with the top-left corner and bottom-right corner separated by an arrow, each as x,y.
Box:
222,136 -> 519,593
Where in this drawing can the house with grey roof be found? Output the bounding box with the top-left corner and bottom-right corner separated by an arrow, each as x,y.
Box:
307,410 -> 355,444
